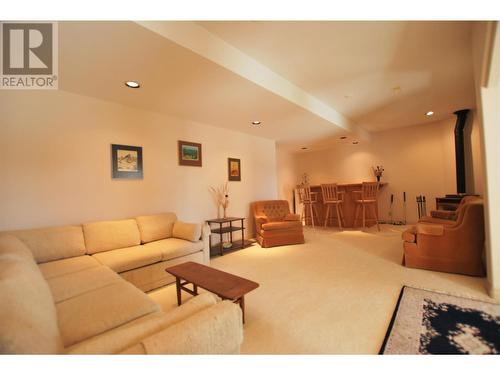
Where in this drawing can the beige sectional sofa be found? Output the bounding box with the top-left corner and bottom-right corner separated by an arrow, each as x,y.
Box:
0,213 -> 243,354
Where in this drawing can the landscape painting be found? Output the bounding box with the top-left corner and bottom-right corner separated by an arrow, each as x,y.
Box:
178,140 -> 202,167
228,158 -> 241,181
111,144 -> 143,179
117,149 -> 139,172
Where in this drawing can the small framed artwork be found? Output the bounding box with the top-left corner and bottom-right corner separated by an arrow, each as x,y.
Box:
178,140 -> 202,167
228,158 -> 241,181
111,144 -> 143,179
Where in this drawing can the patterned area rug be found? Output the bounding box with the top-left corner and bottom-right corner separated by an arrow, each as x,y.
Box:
380,286 -> 500,354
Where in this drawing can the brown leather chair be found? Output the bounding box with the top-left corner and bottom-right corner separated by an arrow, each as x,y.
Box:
419,195 -> 480,226
252,200 -> 305,248
402,199 -> 485,276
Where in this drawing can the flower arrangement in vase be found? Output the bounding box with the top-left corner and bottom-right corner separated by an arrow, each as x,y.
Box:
209,182 -> 230,219
372,165 -> 384,182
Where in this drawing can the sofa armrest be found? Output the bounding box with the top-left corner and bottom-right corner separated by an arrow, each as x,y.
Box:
201,223 -> 211,264
122,301 -> 243,354
416,222 -> 444,236
284,213 -> 300,221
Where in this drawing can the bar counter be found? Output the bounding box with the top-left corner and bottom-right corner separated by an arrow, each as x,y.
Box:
293,182 -> 387,228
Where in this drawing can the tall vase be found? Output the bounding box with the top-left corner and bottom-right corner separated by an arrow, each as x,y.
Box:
223,207 -> 227,219
376,175 -> 381,182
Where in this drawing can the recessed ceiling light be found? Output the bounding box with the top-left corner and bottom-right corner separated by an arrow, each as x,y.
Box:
425,111 -> 434,117
340,136 -> 347,140
301,147 -> 308,150
125,81 -> 140,88
352,141 -> 359,145
251,121 -> 261,125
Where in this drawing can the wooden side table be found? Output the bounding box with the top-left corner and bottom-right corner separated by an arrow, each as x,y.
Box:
206,217 -> 251,257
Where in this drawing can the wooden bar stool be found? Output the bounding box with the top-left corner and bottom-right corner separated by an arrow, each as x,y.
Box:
353,182 -> 380,231
297,184 -> 320,227
320,183 -> 345,230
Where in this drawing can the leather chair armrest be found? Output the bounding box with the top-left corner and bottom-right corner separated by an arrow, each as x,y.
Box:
416,222 -> 444,236
402,227 -> 416,243
254,215 -> 268,231
284,213 -> 300,221
430,210 -> 457,220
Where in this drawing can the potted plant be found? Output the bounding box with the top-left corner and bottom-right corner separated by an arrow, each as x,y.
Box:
373,165 -> 384,182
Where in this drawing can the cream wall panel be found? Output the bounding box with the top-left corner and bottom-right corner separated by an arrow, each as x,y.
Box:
0,90 -> 278,235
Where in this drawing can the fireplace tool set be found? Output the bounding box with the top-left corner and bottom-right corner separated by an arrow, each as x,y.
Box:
385,193 -> 428,224
416,195 -> 427,219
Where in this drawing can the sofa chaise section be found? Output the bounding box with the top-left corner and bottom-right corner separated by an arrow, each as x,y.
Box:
0,229 -> 243,354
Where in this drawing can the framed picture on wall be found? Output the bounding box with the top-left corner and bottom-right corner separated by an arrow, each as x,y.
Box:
178,140 -> 202,167
111,144 -> 143,179
228,158 -> 241,181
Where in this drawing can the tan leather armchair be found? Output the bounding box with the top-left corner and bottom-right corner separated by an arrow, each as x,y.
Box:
419,195 -> 480,226
402,199 -> 485,276
252,200 -> 304,248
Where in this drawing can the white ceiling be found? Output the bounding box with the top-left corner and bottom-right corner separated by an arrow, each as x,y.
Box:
56,21 -> 476,151
199,21 -> 476,132
58,21 -> 350,151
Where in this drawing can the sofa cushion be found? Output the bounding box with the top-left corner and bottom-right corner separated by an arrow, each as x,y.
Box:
144,238 -> 203,262
83,219 -> 141,254
67,293 -> 219,354
135,213 -> 177,243
8,225 -> 86,263
0,234 -> 34,260
39,255 -> 100,280
0,241 -> 63,354
261,221 -> 303,231
172,221 -> 202,242
56,281 -> 160,347
47,266 -> 122,303
129,300 -> 243,354
92,245 -> 162,273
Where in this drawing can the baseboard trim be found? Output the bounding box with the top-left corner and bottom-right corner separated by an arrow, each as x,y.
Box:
486,280 -> 500,301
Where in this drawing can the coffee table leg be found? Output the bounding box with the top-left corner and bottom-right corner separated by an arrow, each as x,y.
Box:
239,295 -> 245,324
176,277 -> 182,306
193,284 -> 198,295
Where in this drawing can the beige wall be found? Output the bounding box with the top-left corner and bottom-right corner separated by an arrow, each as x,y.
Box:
479,85 -> 500,298
0,90 -> 278,235
292,118 -> 463,225
276,146 -> 298,209
466,111 -> 485,195
472,21 -> 500,299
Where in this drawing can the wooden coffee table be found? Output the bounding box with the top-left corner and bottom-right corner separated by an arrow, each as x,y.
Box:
165,261 -> 259,323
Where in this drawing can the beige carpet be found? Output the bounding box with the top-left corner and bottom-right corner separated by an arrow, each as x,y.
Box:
148,225 -> 492,354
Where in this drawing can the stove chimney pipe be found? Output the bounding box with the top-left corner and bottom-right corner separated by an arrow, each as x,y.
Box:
454,109 -> 470,194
